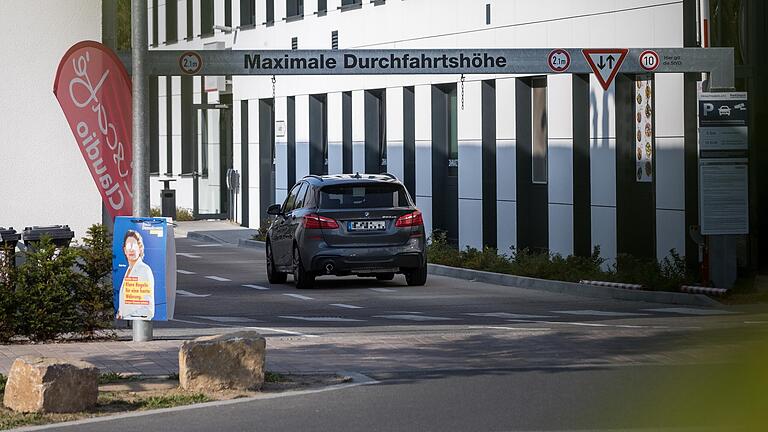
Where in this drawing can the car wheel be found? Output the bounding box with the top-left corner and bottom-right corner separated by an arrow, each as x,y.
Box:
293,246 -> 315,289
375,273 -> 395,281
405,258 -> 427,286
266,241 -> 287,284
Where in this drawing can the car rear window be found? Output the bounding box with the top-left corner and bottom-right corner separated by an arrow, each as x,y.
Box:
319,184 -> 411,209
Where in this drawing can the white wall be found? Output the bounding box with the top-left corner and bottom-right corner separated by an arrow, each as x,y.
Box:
0,1 -> 102,239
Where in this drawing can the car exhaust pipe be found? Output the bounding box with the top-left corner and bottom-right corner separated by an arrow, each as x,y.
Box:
324,262 -> 334,274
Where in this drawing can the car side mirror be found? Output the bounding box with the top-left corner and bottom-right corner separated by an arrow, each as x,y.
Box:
267,204 -> 283,216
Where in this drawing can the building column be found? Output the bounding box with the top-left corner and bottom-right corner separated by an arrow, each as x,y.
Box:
547,74 -> 574,257
495,78 -> 517,255
458,80 -> 483,250
386,87 -> 405,180
328,92 -> 344,174
415,84 -> 433,238
590,76 -> 618,267
352,90 -> 365,173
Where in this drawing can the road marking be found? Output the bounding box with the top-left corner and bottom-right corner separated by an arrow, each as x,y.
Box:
246,327 -> 319,338
374,314 -> 456,322
242,284 -> 270,290
194,316 -> 259,323
508,319 -> 651,329
176,253 -> 201,258
280,316 -> 364,322
330,303 -> 364,309
554,310 -> 649,317
283,293 -> 314,300
193,243 -> 223,248
369,288 -> 396,293
642,307 -> 737,316
465,312 -> 555,319
176,269 -> 196,275
484,326 -> 553,331
176,290 -> 210,298
171,318 -> 209,326
205,276 -> 232,282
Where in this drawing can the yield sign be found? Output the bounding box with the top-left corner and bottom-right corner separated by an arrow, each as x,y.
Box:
582,49 -> 628,90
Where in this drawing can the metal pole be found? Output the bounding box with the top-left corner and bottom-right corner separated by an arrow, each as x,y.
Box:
132,0 -> 153,342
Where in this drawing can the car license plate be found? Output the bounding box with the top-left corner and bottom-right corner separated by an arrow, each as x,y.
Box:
348,220 -> 386,231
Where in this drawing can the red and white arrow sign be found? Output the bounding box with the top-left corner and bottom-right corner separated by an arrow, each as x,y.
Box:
582,49 -> 628,91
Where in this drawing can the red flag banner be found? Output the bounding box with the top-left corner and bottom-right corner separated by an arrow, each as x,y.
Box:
53,40 -> 133,218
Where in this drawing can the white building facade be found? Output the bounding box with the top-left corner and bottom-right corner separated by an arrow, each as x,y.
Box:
148,0 -> 695,264
0,1 -> 103,238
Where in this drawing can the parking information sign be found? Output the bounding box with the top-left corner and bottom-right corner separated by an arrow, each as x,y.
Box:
698,92 -> 749,235
698,92 -> 748,153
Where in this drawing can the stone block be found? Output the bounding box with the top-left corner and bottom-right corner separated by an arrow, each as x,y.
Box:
179,331 -> 266,392
2,356 -> 99,413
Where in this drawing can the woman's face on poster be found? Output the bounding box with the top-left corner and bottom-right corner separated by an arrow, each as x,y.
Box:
124,236 -> 141,263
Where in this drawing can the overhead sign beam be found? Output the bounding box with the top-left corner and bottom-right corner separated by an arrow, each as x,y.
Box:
136,47 -> 735,89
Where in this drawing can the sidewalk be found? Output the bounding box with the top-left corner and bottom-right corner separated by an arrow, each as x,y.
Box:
174,220 -> 256,245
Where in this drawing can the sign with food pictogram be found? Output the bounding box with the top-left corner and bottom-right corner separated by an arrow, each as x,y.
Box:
635,77 -> 654,183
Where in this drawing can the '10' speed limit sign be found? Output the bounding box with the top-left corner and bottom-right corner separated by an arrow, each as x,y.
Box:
639,50 -> 659,71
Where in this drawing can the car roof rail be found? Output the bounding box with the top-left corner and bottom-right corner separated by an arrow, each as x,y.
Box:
381,172 -> 398,180
303,174 -> 324,182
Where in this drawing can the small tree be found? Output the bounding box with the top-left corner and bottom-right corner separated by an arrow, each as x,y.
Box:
75,224 -> 115,336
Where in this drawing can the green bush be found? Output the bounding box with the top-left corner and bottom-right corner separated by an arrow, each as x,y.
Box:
0,373 -> 6,394
14,237 -> 83,341
150,207 -> 195,221
426,232 -> 691,292
0,244 -> 17,342
1,224 -> 115,343
251,219 -> 272,242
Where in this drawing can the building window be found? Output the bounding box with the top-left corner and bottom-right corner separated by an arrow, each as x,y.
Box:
531,77 -> 548,184
371,0 -> 385,5
266,0 -> 274,25
152,0 -> 159,46
286,0 -> 304,18
317,0 -> 327,14
331,30 -> 338,49
340,0 -> 362,10
485,4 -> 491,25
291,37 -> 298,50
186,0 -> 194,39
201,0 -> 214,36
225,0 -> 232,27
166,0 -> 178,43
240,0 -> 255,26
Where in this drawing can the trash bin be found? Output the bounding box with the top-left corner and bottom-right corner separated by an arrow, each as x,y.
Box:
22,225 -> 75,249
160,179 -> 177,220
0,227 -> 20,281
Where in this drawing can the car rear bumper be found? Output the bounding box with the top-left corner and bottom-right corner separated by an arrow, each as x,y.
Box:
308,243 -> 425,274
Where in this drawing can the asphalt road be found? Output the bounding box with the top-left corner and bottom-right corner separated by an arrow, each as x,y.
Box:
43,238 -> 767,431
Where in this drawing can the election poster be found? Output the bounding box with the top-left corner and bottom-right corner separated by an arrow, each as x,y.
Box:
113,217 -> 176,321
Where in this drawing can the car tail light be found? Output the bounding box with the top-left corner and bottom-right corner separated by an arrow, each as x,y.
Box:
395,210 -> 423,228
304,213 -> 339,229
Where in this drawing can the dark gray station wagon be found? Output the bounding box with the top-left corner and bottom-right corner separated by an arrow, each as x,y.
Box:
265,173 -> 427,289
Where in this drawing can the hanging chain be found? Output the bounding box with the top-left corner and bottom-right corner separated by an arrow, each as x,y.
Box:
460,74 -> 466,110
271,75 -> 276,99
